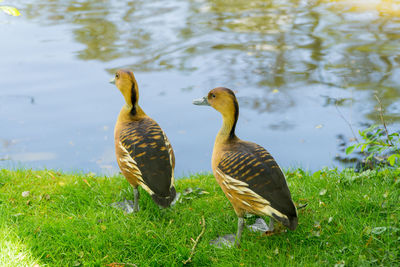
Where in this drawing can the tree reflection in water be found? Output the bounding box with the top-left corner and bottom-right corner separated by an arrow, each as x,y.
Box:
19,0 -> 400,118
3,0 -> 400,171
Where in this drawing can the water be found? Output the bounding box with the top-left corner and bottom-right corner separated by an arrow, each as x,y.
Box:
1,0 -> 400,176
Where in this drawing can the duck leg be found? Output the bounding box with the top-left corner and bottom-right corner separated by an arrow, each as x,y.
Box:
235,217 -> 245,247
268,218 -> 275,232
209,217 -> 245,248
133,187 -> 140,212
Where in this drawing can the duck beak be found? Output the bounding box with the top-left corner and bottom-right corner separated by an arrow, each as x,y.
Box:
193,96 -> 210,106
109,77 -> 115,84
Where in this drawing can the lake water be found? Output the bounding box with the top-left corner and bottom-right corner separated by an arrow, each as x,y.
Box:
1,0 -> 400,176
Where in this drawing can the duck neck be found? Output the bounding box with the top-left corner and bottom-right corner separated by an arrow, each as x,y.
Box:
118,103 -> 146,122
216,112 -> 238,143
128,102 -> 145,117
121,80 -> 146,117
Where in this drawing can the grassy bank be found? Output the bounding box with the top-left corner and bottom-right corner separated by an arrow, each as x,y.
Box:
0,168 -> 399,266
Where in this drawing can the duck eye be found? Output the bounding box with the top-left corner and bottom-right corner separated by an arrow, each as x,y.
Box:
212,94 -> 216,98
115,73 -> 119,79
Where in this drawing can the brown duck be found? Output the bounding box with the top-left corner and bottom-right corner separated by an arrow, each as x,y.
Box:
193,87 -> 297,246
111,69 -> 176,211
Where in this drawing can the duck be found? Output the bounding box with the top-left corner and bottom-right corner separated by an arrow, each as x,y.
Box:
110,69 -> 176,211
193,87 -> 297,246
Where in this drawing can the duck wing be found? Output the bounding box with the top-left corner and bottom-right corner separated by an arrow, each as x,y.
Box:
217,142 -> 297,228
118,117 -> 175,198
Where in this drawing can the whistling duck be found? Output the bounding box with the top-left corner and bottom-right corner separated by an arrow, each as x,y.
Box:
193,87 -> 297,246
110,69 -> 176,211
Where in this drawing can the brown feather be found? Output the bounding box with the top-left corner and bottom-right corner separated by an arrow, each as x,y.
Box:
206,87 -> 298,230
113,70 -> 176,207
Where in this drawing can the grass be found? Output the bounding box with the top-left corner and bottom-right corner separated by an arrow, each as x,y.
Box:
0,167 -> 399,266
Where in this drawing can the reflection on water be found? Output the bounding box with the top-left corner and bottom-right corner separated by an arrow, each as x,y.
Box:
1,0 -> 400,174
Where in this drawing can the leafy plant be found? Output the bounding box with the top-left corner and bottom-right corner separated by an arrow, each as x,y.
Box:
346,122 -> 400,166
344,95 -> 400,167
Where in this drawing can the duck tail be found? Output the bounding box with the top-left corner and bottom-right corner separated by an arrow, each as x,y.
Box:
151,187 -> 176,208
287,216 -> 298,231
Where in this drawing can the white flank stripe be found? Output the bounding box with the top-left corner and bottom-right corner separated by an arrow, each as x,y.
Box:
216,168 -> 288,220
119,141 -> 154,195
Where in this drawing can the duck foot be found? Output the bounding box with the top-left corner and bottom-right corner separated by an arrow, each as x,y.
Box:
170,192 -> 181,206
247,218 -> 273,232
209,234 -> 236,248
111,199 -> 136,214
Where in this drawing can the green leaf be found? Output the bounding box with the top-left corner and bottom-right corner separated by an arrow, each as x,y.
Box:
0,6 -> 21,16
368,146 -> 380,153
374,129 -> 383,137
388,154 -> 399,166
368,125 -> 379,131
361,144 -> 367,152
346,145 -> 356,155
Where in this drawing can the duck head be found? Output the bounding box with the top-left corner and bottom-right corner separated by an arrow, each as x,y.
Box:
193,87 -> 239,139
110,69 -> 139,109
